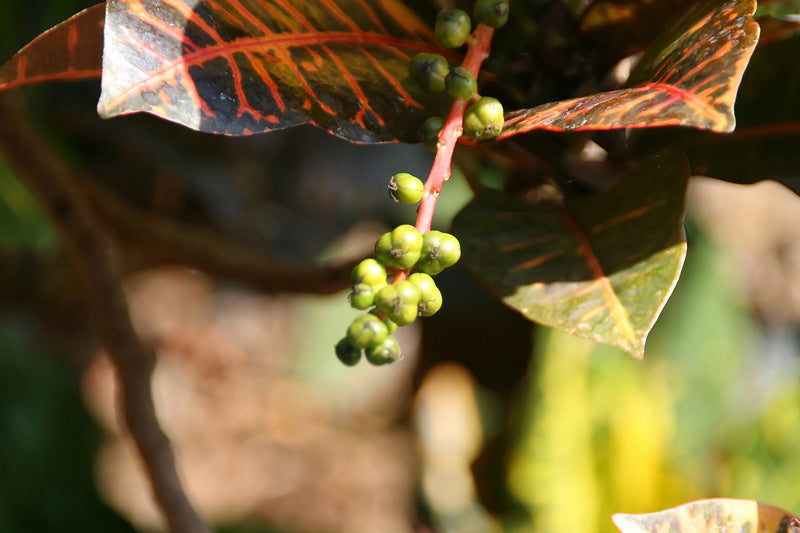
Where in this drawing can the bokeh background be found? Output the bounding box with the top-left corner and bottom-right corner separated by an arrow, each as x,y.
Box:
2,1 -> 800,532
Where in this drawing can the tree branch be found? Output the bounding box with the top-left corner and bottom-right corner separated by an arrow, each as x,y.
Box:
0,94 -> 211,533
82,180 -> 357,294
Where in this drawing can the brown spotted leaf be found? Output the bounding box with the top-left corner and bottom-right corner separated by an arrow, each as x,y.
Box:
613,498 -> 800,533
98,0 -> 453,143
451,149 -> 689,359
0,4 -> 105,92
498,0 -> 759,138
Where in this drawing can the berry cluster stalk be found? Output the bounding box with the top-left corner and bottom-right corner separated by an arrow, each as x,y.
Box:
416,25 -> 494,234
393,25 -> 494,284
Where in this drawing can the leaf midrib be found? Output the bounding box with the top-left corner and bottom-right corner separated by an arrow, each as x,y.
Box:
561,204 -> 638,352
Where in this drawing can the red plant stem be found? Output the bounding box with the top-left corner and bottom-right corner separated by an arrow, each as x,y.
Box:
392,25 -> 495,286
415,24 -> 495,235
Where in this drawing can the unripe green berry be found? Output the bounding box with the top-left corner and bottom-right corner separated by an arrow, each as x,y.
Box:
418,116 -> 445,151
375,281 -> 421,326
409,53 -> 450,93
435,8 -> 471,49
346,313 -> 389,349
416,231 -> 461,275
374,224 -> 423,269
365,336 -> 402,365
350,258 -> 387,288
473,0 -> 509,29
335,338 -> 362,366
445,67 -> 477,100
389,173 -> 425,204
408,272 -> 443,317
349,282 -> 376,310
463,96 -> 504,140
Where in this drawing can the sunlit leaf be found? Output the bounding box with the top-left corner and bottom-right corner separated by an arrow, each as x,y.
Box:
612,498 -> 800,533
0,4 -> 104,92
452,149 -> 689,359
634,33 -> 800,195
98,0 -> 453,143
499,0 -> 759,137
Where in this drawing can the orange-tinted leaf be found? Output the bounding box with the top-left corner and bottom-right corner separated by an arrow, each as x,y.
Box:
0,4 -> 104,92
634,31 -> 800,195
451,149 -> 689,359
97,0 -> 453,143
499,0 -> 759,138
613,498 -> 800,533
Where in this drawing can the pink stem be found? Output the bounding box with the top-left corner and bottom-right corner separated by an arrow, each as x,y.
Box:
414,24 -> 495,235
392,25 -> 495,286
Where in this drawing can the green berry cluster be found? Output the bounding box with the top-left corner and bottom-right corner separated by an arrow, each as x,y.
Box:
409,0 -> 509,146
335,176 -> 461,367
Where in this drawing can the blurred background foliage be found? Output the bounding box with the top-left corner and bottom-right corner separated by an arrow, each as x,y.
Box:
1,0 -> 800,532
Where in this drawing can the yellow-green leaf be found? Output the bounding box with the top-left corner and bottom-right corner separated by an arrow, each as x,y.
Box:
451,149 -> 689,358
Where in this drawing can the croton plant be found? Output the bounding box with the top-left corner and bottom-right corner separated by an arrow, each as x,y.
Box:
2,0 -> 800,531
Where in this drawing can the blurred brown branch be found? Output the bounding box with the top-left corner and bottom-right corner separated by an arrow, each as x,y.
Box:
0,94 -> 211,533
83,180 -> 357,294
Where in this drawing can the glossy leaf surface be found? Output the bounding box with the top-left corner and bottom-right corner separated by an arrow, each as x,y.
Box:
0,4 -> 105,92
98,0 -> 452,142
452,150 -> 689,359
499,0 -> 759,138
613,498 -> 800,533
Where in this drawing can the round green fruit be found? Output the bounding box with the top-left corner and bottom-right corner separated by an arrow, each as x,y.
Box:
473,0 -> 509,29
409,53 -> 450,93
374,224 -> 423,269
349,282 -> 376,310
335,338 -> 362,366
375,281 -> 421,326
416,231 -> 461,275
350,258 -> 387,288
418,116 -> 445,151
463,96 -> 504,140
435,8 -> 471,49
346,313 -> 389,349
365,336 -> 402,365
389,173 -> 425,204
408,272 -> 443,317
445,67 -> 477,100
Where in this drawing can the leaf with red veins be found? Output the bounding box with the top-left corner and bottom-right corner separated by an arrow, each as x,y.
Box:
613,498 -> 800,533
0,4 -> 105,92
97,0 -> 455,143
499,0 -> 760,138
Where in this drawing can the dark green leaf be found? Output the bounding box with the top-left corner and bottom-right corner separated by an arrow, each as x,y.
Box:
452,149 -> 689,358
578,0 -> 691,68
